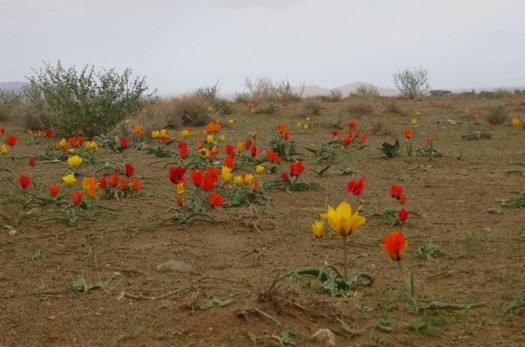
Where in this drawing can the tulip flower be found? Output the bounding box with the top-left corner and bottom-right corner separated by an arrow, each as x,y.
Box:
62,173 -> 76,186
67,155 -> 83,169
347,176 -> 365,195
381,230 -> 408,261
49,184 -> 60,197
311,220 -> 326,238
71,191 -> 83,205
209,192 -> 224,207
18,175 -> 31,189
124,163 -> 135,177
398,208 -> 408,222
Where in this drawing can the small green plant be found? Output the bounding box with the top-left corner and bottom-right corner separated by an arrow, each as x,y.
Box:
485,105 -> 508,125
416,242 -> 448,261
199,296 -> 232,311
278,264 -> 374,297
380,139 -> 400,157
500,192 -> 525,208
461,131 -> 492,140
504,290 -> 525,315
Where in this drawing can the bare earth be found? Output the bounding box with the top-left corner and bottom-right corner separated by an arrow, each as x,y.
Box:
1,94 -> 524,346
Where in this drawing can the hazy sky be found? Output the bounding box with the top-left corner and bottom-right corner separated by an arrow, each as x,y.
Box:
1,0 -> 524,95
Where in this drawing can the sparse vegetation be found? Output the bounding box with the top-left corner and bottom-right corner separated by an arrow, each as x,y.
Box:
393,67 -> 430,98
25,60 -> 153,136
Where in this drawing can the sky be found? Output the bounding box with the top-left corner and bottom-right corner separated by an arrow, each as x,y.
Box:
1,0 -> 524,95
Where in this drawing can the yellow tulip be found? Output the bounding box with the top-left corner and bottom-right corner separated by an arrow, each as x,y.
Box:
218,134 -> 226,141
221,166 -> 232,183
411,118 -> 418,126
176,182 -> 185,195
59,138 -> 67,150
312,220 -> 326,238
236,142 -> 243,153
62,173 -> 76,186
233,175 -> 243,185
206,134 -> 215,144
511,118 -> 520,127
181,128 -> 190,138
243,173 -> 254,184
228,119 -> 234,125
1,143 -> 7,155
255,164 -> 265,174
320,201 -> 366,237
151,130 -> 160,139
160,129 -> 168,138
67,155 -> 83,169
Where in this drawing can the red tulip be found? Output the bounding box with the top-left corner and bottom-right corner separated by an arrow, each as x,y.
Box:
5,135 -> 17,147
28,156 -> 37,167
119,136 -> 128,150
209,192 -> 224,207
49,184 -> 60,197
18,175 -> 31,189
71,191 -> 83,205
168,166 -> 186,184
347,176 -> 365,195
124,163 -> 135,177
398,208 -> 408,222
290,161 -> 304,177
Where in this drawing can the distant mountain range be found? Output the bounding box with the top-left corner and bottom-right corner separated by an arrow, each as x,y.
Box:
0,81 -> 29,91
2,81 -> 523,98
294,82 -> 398,97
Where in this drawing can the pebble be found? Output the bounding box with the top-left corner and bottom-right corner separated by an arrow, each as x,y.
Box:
311,328 -> 336,346
486,207 -> 503,214
156,260 -> 194,273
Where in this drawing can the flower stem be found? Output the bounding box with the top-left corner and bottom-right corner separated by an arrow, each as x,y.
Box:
343,236 -> 347,277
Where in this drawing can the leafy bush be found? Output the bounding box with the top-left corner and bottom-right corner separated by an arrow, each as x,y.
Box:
193,81 -> 220,101
25,61 -> 153,136
276,80 -> 303,102
393,67 -> 430,98
478,90 -> 504,100
352,83 -> 379,98
171,96 -> 211,127
233,92 -> 251,103
485,105 -> 508,125
429,89 -> 452,97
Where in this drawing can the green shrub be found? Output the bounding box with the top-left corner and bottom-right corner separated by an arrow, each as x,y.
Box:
485,105 -> 508,125
276,80 -> 303,102
351,83 -> 379,98
25,60 -> 153,136
193,81 -> 220,101
429,89 -> 452,97
478,90 -> 503,100
171,96 -> 211,127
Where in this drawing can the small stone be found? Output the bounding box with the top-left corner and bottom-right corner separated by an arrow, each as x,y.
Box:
486,207 -> 502,214
8,229 -> 17,236
156,260 -> 193,273
311,328 -> 336,347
